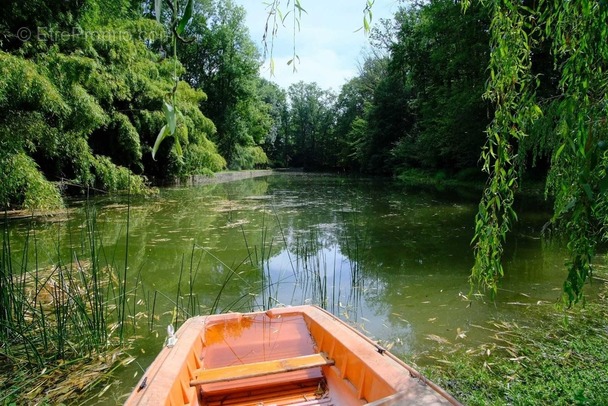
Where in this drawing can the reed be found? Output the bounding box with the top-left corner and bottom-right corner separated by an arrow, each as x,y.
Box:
231,204 -> 364,315
0,204 -> 134,405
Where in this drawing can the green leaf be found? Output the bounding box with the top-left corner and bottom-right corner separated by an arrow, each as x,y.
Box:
152,125 -> 170,160
363,17 -> 370,33
599,176 -> 608,194
582,183 -> 593,200
294,0 -> 306,14
176,0 -> 194,36
173,136 -> 183,156
155,0 -> 162,23
277,8 -> 285,23
555,143 -> 566,159
562,198 -> 577,214
163,101 -> 176,134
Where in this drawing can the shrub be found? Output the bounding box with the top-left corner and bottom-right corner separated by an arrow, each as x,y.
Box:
0,152 -> 63,210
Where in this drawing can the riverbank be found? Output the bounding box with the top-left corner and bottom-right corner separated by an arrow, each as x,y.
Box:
171,169 -> 274,186
1,170 -> 276,221
416,271 -> 608,405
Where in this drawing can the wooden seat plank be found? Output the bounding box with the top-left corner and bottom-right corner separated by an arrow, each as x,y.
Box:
190,353 -> 334,386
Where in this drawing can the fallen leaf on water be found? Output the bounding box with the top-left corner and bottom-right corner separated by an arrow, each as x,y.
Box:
425,334 -> 450,345
456,328 -> 467,340
97,384 -> 112,398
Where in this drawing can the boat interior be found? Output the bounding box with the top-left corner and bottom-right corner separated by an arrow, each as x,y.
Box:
127,306 -> 455,406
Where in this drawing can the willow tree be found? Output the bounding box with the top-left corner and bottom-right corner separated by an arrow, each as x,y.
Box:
467,0 -> 608,304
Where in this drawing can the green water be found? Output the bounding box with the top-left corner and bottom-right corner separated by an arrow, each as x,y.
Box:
5,174 -> 602,403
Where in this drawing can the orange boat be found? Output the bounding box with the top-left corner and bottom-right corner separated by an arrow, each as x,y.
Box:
125,305 -> 461,405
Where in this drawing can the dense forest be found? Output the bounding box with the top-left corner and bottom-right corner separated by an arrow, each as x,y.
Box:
0,0 -> 494,211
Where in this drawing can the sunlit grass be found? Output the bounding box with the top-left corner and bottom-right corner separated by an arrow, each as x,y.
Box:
416,276 -> 608,405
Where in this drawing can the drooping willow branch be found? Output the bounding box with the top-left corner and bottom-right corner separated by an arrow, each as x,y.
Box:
543,0 -> 608,305
465,0 -> 608,305
261,0 -> 374,74
466,0 -> 540,298
152,0 -> 194,160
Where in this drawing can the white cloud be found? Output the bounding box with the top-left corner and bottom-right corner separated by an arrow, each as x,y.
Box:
233,0 -> 399,91
260,48 -> 357,91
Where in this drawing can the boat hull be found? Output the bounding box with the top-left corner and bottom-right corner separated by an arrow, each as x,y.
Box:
125,305 -> 460,405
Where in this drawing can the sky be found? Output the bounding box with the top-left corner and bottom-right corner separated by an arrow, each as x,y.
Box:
231,0 -> 401,92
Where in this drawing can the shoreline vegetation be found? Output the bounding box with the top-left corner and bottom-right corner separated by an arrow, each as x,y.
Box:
1,169 -> 275,220
0,207 -> 135,405
417,273 -> 608,405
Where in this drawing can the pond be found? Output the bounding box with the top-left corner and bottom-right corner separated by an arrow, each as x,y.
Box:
4,173 -> 601,403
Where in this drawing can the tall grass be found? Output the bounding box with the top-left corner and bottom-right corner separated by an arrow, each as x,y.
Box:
418,281 -> 608,405
0,204 -> 134,404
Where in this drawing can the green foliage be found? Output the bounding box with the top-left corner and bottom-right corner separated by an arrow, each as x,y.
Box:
390,1 -> 490,171
0,153 -> 63,210
333,57 -> 384,171
109,112 -> 143,167
359,62 -> 414,174
181,142 -> 226,176
543,0 -> 608,305
151,0 -> 198,160
229,145 -> 269,171
91,155 -> 149,193
466,0 -> 608,303
262,0 -> 306,72
178,0 -> 271,169
0,0 -> 224,209
0,52 -> 69,117
278,81 -> 338,170
420,289 -> 608,405
469,0 -> 541,298
257,79 -> 289,167
331,1 -> 490,175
